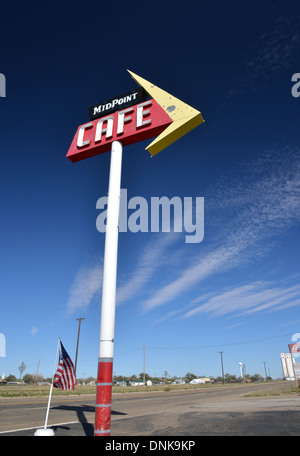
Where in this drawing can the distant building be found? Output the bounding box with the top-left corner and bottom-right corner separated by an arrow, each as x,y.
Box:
129,380 -> 152,386
199,377 -> 211,383
114,380 -> 128,386
190,377 -> 211,384
190,378 -> 204,384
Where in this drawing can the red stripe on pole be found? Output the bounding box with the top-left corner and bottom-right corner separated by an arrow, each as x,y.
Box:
94,361 -> 113,436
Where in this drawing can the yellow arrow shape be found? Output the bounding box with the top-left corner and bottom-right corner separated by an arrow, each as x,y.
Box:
127,70 -> 204,156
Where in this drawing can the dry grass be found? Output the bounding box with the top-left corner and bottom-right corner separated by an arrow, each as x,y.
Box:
0,382 -> 225,397
0,380 -> 297,398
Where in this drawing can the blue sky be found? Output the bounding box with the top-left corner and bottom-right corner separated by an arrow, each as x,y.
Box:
0,1 -> 300,381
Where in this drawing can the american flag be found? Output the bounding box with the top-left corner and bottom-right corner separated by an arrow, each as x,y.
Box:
53,341 -> 76,390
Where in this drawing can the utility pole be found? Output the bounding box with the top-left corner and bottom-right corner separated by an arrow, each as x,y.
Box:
75,317 -> 86,376
33,359 -> 40,385
143,343 -> 145,386
218,351 -> 225,385
263,361 -> 268,380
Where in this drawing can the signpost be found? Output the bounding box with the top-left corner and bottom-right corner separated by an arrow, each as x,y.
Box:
67,70 -> 204,436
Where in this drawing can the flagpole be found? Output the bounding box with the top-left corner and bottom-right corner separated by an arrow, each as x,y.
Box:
45,337 -> 61,428
34,337 -> 61,436
94,140 -> 123,436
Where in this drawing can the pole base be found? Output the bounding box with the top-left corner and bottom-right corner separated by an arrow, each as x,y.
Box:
95,360 -> 113,435
34,428 -> 55,436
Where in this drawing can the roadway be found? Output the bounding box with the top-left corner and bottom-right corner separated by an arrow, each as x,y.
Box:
0,382 -> 299,436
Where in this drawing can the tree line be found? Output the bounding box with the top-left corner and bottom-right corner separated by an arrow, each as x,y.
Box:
3,371 -> 270,385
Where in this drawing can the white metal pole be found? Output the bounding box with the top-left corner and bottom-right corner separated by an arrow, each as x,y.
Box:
44,337 -> 60,428
95,140 -> 123,436
34,337 -> 60,436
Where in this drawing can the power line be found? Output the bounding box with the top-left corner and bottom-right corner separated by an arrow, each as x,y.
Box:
114,348 -> 142,357
147,332 -> 294,351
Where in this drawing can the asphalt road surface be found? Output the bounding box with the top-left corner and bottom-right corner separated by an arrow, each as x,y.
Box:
0,382 -> 299,436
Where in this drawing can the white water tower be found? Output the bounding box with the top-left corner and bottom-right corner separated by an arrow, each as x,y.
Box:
238,362 -> 243,378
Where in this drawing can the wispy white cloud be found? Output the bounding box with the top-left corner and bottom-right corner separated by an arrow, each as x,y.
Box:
246,15 -> 300,81
30,326 -> 39,336
223,321 -> 248,330
152,301 -> 200,325
141,147 -> 300,313
116,232 -> 180,306
141,243 -> 242,313
223,14 -> 300,100
184,282 -> 300,319
66,261 -> 102,315
65,232 -> 181,315
65,233 -> 180,314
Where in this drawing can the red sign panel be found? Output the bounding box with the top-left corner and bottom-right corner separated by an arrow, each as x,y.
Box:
67,99 -> 172,163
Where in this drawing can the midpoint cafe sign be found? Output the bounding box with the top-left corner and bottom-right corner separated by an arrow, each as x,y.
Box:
67,97 -> 173,162
66,70 -> 204,162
